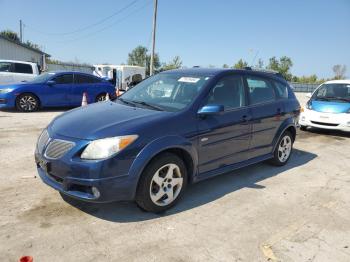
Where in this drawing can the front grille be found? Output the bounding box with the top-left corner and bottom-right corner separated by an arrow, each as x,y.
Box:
311,121 -> 339,127
37,129 -> 50,153
45,139 -> 75,159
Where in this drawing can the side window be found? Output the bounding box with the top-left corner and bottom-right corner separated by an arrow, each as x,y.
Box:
74,74 -> 97,84
13,63 -> 33,74
53,74 -> 73,84
273,80 -> 289,99
0,62 -> 13,72
207,75 -> 245,110
246,76 -> 275,105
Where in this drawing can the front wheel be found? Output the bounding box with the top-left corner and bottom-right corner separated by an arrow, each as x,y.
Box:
96,93 -> 107,102
136,153 -> 187,213
16,93 -> 39,112
300,125 -> 307,131
269,131 -> 293,166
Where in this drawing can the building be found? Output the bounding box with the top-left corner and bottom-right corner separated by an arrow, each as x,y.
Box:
0,35 -> 50,67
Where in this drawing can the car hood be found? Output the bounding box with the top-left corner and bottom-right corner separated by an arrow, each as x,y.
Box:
49,102 -> 168,140
311,100 -> 350,113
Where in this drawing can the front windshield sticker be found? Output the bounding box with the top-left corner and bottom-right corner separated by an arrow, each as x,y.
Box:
178,77 -> 200,83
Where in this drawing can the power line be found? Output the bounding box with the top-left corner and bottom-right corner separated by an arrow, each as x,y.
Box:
53,0 -> 152,44
26,0 -> 139,36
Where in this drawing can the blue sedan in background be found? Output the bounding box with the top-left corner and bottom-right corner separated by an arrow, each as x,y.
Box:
0,71 -> 116,112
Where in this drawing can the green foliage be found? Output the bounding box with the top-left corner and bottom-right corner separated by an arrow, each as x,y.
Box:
25,40 -> 43,52
222,64 -> 229,68
267,56 -> 293,81
161,56 -> 182,71
127,45 -> 160,76
233,59 -> 248,69
0,30 -> 20,42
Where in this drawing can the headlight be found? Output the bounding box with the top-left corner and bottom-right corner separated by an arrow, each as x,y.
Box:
306,101 -> 312,110
0,88 -> 14,94
81,135 -> 138,160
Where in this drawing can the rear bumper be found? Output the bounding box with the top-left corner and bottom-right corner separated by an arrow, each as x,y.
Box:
299,109 -> 350,132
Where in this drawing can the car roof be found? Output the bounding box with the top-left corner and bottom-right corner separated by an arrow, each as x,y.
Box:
323,79 -> 350,85
162,67 -> 286,81
0,59 -> 37,65
49,71 -> 98,76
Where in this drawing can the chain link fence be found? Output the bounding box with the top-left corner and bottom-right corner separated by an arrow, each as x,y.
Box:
289,82 -> 319,93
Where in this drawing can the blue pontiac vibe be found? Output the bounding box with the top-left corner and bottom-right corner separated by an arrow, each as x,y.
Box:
35,68 -> 300,213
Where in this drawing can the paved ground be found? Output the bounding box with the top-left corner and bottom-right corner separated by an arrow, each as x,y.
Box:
0,94 -> 350,262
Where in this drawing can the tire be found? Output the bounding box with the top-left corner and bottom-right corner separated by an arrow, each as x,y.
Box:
269,131 -> 293,166
136,152 -> 188,213
95,93 -> 107,102
16,93 -> 40,112
299,125 -> 307,131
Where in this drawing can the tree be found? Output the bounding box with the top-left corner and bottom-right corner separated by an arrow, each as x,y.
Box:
25,40 -> 42,51
332,65 -> 346,80
161,56 -> 183,71
233,59 -> 248,69
127,45 -> 160,76
267,56 -> 293,81
0,30 -> 20,42
222,64 -> 229,68
255,58 -> 264,69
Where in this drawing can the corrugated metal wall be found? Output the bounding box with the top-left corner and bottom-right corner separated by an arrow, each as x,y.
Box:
47,63 -> 93,74
0,37 -> 44,66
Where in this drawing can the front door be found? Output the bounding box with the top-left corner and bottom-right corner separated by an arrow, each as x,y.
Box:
197,74 -> 252,175
45,74 -> 73,106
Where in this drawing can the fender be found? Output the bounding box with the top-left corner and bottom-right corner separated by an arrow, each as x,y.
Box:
272,117 -> 296,152
127,135 -> 198,198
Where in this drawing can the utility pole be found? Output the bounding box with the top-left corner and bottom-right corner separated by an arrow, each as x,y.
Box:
150,0 -> 158,76
19,20 -> 23,43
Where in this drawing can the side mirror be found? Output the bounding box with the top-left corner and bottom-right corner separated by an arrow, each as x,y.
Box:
47,80 -> 56,86
306,93 -> 312,98
198,104 -> 224,116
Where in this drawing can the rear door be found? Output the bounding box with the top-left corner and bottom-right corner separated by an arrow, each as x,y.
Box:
12,63 -> 35,83
45,74 -> 73,106
197,74 -> 252,175
245,75 -> 285,158
70,74 -> 98,106
0,61 -> 14,85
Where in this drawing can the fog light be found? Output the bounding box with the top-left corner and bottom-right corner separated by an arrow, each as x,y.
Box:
92,187 -> 100,198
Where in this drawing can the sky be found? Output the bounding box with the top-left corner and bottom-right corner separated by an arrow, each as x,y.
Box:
0,0 -> 349,78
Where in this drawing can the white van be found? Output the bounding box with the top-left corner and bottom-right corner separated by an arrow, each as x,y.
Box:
93,64 -> 146,90
0,60 -> 41,85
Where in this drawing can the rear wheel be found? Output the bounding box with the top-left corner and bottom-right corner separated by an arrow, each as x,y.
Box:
269,131 -> 293,166
136,153 -> 187,213
16,93 -> 39,112
300,125 -> 307,131
96,93 -> 107,102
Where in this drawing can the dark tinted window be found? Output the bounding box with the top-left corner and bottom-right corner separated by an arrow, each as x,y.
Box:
273,80 -> 289,99
53,74 -> 73,84
13,63 -> 33,74
208,75 -> 245,110
246,76 -> 275,105
74,74 -> 100,84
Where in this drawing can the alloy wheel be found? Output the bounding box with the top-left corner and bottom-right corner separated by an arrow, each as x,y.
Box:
19,95 -> 37,111
149,163 -> 183,206
278,135 -> 292,162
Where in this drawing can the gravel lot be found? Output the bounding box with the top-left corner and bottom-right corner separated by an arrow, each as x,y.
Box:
1,93 -> 350,262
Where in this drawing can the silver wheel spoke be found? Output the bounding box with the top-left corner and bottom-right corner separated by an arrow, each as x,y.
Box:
171,177 -> 183,187
166,188 -> 174,202
152,171 -> 163,186
150,188 -> 165,202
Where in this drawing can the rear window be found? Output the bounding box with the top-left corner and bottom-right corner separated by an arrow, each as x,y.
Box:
13,63 -> 33,74
0,62 -> 12,72
273,80 -> 289,99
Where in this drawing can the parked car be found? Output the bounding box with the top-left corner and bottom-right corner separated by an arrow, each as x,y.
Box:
0,71 -> 116,112
0,60 -> 41,85
35,68 -> 300,212
299,80 -> 350,132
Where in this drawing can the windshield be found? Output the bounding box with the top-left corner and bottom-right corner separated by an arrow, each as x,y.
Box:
119,73 -> 211,112
313,83 -> 350,102
28,72 -> 56,83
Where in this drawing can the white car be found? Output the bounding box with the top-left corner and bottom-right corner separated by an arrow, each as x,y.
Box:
0,60 -> 40,85
299,80 -> 350,132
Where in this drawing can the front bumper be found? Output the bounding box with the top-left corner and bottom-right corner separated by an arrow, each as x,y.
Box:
0,92 -> 16,109
299,109 -> 350,132
35,132 -> 138,203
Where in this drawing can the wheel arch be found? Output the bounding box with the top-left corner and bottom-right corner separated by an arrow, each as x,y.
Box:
272,120 -> 297,152
15,92 -> 41,108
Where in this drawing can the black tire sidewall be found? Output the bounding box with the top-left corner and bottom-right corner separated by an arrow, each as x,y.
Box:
16,93 -> 39,112
136,153 -> 188,213
272,131 -> 293,166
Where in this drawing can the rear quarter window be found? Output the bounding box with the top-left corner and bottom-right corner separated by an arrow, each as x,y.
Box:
272,80 -> 289,99
13,63 -> 33,74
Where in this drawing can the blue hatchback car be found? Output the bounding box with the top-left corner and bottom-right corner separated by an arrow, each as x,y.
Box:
0,71 -> 115,112
35,68 -> 300,212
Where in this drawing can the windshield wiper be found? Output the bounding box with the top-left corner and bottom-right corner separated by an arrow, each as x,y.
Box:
118,98 -> 136,106
131,100 -> 164,111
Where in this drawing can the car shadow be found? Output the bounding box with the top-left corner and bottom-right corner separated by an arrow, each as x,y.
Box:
61,149 -> 317,222
0,107 -> 71,113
